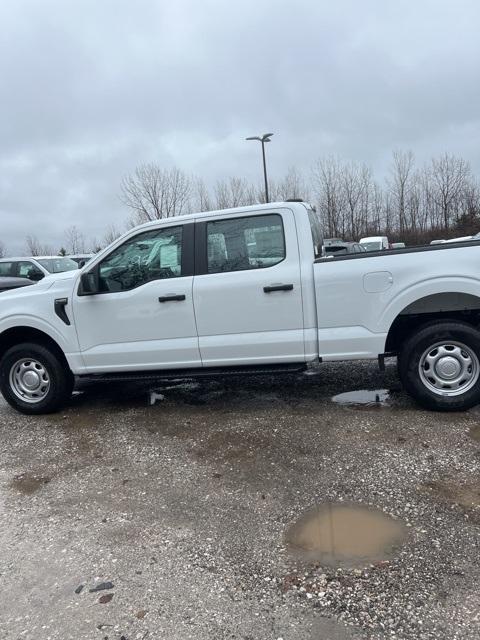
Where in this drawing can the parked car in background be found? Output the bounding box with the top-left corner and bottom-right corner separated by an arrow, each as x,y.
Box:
391,242 -> 406,249
324,241 -> 366,256
0,277 -> 34,293
323,238 -> 344,246
0,256 -> 79,282
430,233 -> 480,245
68,254 -> 94,268
444,232 -> 480,244
359,236 -> 390,251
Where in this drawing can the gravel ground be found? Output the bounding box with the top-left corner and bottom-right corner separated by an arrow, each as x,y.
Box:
0,360 -> 479,640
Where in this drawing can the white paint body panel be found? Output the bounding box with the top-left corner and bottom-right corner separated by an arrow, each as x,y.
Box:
314,248 -> 480,359
193,209 -> 305,366
72,277 -> 200,372
1,202 -> 480,377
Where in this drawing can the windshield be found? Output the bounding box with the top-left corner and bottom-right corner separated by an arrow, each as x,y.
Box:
36,258 -> 79,273
361,242 -> 382,251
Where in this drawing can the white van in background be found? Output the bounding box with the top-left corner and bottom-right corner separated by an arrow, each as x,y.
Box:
359,236 -> 390,251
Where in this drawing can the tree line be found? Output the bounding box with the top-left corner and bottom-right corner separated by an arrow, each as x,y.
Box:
3,149 -> 479,258
120,151 -> 480,244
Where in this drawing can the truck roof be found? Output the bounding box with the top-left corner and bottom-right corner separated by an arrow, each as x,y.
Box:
0,255 -> 77,261
131,201 -> 313,232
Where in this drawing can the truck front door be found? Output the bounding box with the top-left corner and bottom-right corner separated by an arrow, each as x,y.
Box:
72,223 -> 201,372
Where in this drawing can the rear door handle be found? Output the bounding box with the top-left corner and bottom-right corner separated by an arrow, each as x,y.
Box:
158,294 -> 186,302
263,284 -> 294,293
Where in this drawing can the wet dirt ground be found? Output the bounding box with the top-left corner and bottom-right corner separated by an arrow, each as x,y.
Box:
0,360 -> 479,640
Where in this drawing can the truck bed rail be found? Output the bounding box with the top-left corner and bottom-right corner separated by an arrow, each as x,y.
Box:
315,239 -> 480,263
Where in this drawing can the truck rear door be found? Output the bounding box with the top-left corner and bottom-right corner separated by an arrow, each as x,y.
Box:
192,208 -> 305,366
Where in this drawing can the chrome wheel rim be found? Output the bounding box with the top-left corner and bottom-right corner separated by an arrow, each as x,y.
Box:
9,358 -> 50,404
418,341 -> 479,397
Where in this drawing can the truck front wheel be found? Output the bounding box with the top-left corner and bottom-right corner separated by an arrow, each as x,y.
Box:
398,321 -> 480,411
0,342 -> 74,415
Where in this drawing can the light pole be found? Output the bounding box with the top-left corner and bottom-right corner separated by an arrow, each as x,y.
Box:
246,132 -> 273,203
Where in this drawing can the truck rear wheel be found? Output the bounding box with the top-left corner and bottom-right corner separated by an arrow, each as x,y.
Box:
0,342 -> 73,415
398,321 -> 480,411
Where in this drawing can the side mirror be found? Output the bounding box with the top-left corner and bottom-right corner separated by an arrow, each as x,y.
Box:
80,267 -> 99,295
28,270 -> 44,282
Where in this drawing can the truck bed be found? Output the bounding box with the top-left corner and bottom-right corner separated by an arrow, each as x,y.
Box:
313,239 -> 480,361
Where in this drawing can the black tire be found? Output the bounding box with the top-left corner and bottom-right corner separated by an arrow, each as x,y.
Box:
398,321 -> 480,411
0,342 -> 74,415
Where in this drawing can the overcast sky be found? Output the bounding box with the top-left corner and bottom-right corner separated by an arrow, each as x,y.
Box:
1,0 -> 480,252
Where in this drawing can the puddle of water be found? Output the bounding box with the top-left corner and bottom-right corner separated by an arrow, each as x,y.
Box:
469,424 -> 480,442
285,503 -> 406,567
10,473 -> 52,495
332,389 -> 390,408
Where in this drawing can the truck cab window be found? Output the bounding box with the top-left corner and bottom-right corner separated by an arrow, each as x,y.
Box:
98,226 -> 183,292
0,262 -> 14,277
207,214 -> 285,274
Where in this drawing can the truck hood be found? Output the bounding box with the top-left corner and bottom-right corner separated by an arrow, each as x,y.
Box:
42,269 -> 79,283
0,270 -> 78,303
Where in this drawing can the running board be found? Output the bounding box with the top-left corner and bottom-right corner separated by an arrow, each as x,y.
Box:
77,363 -> 307,384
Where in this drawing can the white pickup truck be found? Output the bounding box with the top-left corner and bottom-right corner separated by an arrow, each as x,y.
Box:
1,201 -> 480,414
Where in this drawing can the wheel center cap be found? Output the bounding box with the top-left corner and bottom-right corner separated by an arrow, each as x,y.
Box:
436,356 -> 461,379
23,370 -> 40,389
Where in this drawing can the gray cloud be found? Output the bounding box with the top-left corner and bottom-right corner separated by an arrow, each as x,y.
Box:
1,0 -> 479,252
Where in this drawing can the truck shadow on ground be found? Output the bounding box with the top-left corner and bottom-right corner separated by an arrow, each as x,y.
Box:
70,359 -> 410,414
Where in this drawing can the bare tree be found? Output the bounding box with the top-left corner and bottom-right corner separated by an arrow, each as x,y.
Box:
311,157 -> 346,238
0,240 -> 5,258
388,150 -> 415,234
341,162 -> 367,240
101,223 -> 122,248
121,164 -> 192,224
194,178 -> 213,212
271,167 -> 310,202
431,153 -> 470,230
371,182 -> 385,232
214,177 -> 253,209
463,180 -> 480,220
25,235 -> 54,256
64,225 -> 86,254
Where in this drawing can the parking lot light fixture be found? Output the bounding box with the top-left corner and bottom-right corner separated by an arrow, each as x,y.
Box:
245,133 -> 274,203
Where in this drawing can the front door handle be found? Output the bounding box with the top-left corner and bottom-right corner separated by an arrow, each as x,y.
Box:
158,294 -> 186,303
263,284 -> 294,293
